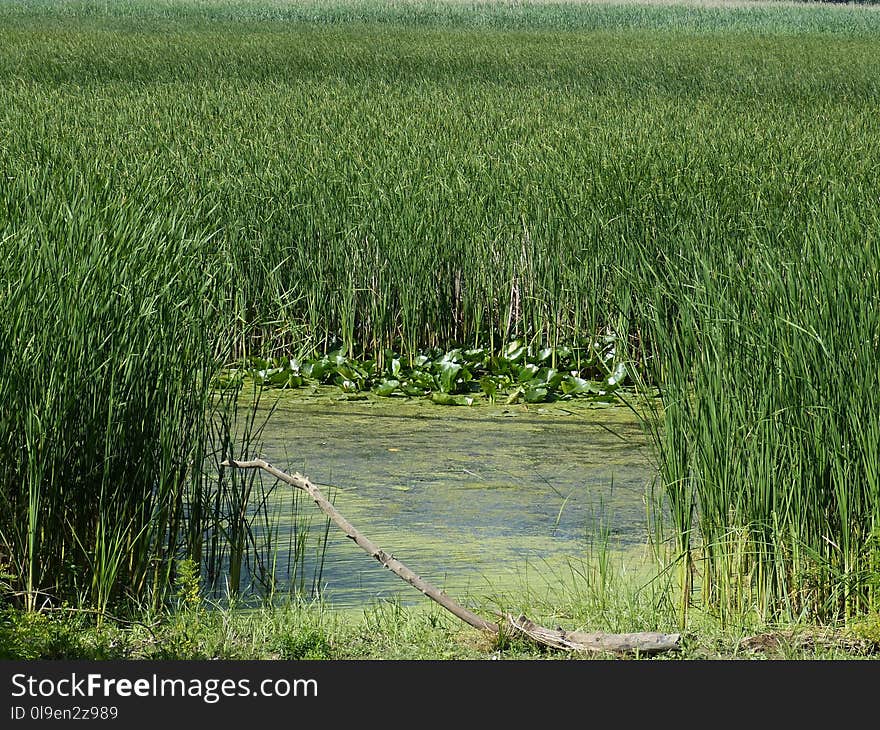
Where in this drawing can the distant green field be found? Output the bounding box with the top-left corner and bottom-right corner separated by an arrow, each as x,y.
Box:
4,0 -> 880,32
1,0 -> 878,624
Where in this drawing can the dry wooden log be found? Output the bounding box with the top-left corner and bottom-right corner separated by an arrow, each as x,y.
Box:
221,457 -> 681,656
504,613 -> 680,656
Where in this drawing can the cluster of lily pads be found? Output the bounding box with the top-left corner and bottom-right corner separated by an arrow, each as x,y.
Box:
219,339 -> 633,405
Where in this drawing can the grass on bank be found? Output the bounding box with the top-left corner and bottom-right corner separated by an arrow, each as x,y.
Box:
3,564 -> 880,660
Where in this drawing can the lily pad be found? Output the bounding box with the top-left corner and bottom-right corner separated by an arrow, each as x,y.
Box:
431,392 -> 464,406
375,379 -> 400,397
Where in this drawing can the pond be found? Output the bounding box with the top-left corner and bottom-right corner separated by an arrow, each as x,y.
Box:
248,391 -> 658,610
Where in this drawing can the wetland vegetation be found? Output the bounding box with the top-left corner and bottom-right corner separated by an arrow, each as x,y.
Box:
1,0 -> 880,657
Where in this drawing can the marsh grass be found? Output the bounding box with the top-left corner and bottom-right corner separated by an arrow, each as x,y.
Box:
1,0 -> 879,624
643,231 -> 880,623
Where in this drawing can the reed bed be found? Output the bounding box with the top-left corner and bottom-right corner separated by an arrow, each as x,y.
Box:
1,0 -> 878,622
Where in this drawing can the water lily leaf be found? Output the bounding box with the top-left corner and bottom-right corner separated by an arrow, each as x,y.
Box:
439,362 -> 462,393
524,386 -> 549,403
545,369 -> 564,390
268,371 -> 302,388
607,361 -> 628,386
265,369 -> 290,386
412,371 -> 437,389
531,366 -> 553,383
303,360 -> 329,381
517,363 -> 539,382
561,376 -> 602,395
504,345 -> 526,363
375,379 -> 399,397
439,348 -> 462,364
337,363 -> 365,381
431,392 -> 461,406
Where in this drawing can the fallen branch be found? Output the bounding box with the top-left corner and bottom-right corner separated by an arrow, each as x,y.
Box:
505,613 -> 680,656
221,458 -> 495,632
221,457 -> 680,656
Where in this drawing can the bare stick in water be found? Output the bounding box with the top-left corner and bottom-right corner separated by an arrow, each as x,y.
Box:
221,458 -> 496,632
221,457 -> 681,655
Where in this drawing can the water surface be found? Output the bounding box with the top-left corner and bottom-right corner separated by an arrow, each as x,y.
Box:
251,391 -> 657,609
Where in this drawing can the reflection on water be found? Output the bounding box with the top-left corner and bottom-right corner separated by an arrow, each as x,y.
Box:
249,391 -> 657,609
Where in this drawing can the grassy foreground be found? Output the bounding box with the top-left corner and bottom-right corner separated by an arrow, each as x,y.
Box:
1,0 -> 880,635
3,591 -> 880,660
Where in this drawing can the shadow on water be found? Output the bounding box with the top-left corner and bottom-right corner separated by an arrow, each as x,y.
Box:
248,390 -> 657,610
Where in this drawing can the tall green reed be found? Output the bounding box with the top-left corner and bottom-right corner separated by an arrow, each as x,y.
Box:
636,216 -> 880,624
0,167 -> 215,610
0,164 -> 307,612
